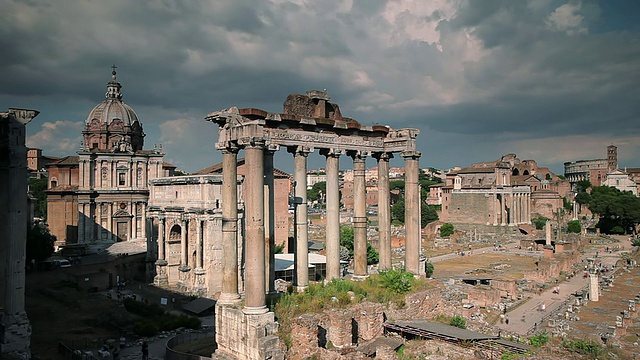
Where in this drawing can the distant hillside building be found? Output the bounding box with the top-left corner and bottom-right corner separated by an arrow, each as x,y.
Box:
603,169 -> 638,196
46,68 -> 172,253
564,145 -> 617,187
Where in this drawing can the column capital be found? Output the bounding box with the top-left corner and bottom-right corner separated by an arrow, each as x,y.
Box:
238,136 -> 265,148
265,143 -> 280,153
347,150 -> 369,161
216,142 -> 240,154
320,148 -> 343,158
401,150 -> 421,160
287,145 -> 312,156
373,152 -> 393,161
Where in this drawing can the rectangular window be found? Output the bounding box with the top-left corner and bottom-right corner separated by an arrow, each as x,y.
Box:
118,172 -> 125,186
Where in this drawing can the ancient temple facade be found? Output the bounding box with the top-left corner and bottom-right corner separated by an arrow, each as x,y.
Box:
46,68 -> 170,253
207,90 -> 421,360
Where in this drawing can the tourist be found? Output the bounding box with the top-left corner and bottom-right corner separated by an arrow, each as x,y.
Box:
141,340 -> 148,360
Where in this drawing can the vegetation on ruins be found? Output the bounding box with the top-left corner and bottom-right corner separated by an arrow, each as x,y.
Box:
424,262 -> 434,278
340,225 -> 379,265
567,220 -> 581,233
561,338 -> 602,357
440,223 -> 454,237
449,315 -> 466,329
528,331 -> 550,347
389,178 -> 440,228
274,271 -> 430,349
123,298 -> 201,336
532,216 -> 549,230
26,222 -> 55,265
29,177 -> 48,219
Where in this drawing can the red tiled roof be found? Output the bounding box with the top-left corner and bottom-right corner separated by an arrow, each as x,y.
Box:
48,156 -> 79,166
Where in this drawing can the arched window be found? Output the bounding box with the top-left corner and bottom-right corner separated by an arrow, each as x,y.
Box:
523,170 -> 530,175
169,224 -> 181,242
512,169 -> 520,176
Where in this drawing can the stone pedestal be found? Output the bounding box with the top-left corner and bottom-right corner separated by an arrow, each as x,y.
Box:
0,312 -> 31,358
193,267 -> 206,296
154,259 -> 169,287
215,304 -> 283,360
177,264 -> 191,291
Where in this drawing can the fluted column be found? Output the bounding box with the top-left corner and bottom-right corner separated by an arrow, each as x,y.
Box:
322,149 -> 341,280
500,193 -> 506,226
264,144 -> 278,293
351,151 -> 368,278
403,150 -> 421,275
375,152 -> 392,270
244,141 -> 267,313
219,147 -> 240,303
154,216 -> 168,287
289,145 -> 311,291
492,193 -> 499,226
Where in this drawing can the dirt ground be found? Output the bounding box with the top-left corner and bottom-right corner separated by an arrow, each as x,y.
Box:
25,270 -> 191,360
432,252 -> 538,280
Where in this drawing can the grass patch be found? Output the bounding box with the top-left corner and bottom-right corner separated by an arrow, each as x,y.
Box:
274,271 -> 431,349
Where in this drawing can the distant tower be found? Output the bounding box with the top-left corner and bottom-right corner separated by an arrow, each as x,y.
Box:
607,145 -> 617,172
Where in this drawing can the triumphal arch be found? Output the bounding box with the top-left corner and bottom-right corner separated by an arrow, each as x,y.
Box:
206,90 -> 421,360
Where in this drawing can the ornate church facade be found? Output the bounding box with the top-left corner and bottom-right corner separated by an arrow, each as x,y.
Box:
47,68 -> 171,253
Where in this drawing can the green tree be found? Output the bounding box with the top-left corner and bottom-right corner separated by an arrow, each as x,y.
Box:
340,225 -> 379,264
575,180 -> 592,193
532,216 -> 548,230
575,191 -> 591,205
422,204 -> 439,228
29,177 -> 48,219
588,186 -> 640,234
26,222 -> 56,265
567,220 -> 581,233
391,199 -> 405,224
440,223 -> 454,237
450,315 -> 466,329
307,181 -> 326,203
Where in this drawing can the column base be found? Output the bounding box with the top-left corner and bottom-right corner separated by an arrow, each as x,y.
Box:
296,285 -> 308,293
351,274 -> 369,281
243,305 -> 269,315
218,293 -> 242,305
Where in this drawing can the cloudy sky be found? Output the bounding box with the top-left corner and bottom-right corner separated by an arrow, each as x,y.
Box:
3,0 -> 639,174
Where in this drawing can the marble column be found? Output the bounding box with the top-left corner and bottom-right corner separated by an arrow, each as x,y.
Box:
196,219 -> 203,269
493,193 -> 499,226
352,151 -> 368,278
154,216 -> 168,286
500,193 -> 506,226
323,149 -> 341,281
180,219 -> 189,269
375,152 -> 392,270
141,203 -> 147,240
219,148 -> 240,303
290,145 -> 310,291
264,145 -> 278,293
244,141 -> 267,314
403,150 -> 421,275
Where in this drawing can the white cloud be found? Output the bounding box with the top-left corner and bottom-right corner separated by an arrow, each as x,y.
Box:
546,2 -> 587,35
27,120 -> 83,153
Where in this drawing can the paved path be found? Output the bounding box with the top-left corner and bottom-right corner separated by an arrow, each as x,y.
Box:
495,241 -> 630,336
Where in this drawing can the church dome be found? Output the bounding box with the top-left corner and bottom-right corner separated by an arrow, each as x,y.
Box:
82,67 -> 145,152
85,69 -> 140,127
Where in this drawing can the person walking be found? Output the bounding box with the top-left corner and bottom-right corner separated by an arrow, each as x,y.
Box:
141,340 -> 148,360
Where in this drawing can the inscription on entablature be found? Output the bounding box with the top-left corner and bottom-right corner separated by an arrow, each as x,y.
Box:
265,128 -> 386,150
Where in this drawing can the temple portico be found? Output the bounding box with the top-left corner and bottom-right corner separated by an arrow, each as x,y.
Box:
206,90 -> 421,360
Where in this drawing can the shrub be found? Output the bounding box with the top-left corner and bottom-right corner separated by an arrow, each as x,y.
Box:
632,238 -> 640,247
567,220 -> 581,233
450,315 -> 466,329
610,226 -> 625,234
133,321 -> 160,337
440,223 -> 454,237
425,262 -> 434,278
379,269 -> 414,294
562,339 -> 601,356
528,332 -> 549,347
532,217 -> 548,230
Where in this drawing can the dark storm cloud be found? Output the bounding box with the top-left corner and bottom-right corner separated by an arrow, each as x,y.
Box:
3,0 -> 639,173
